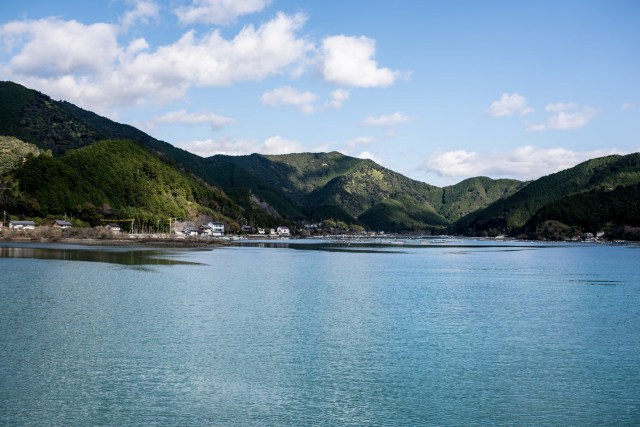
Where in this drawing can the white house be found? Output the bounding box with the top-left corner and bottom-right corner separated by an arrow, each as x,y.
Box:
106,223 -> 121,234
182,228 -> 199,237
198,224 -> 213,236
9,221 -> 36,230
207,222 -> 224,237
277,226 -> 291,236
258,228 -> 266,235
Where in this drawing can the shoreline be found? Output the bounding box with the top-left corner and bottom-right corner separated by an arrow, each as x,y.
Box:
0,236 -> 233,248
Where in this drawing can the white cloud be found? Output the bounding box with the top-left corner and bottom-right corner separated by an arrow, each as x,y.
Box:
362,112 -> 413,127
1,18 -> 119,77
260,86 -> 317,113
176,137 -> 258,157
357,151 -> 382,164
345,136 -> 374,151
321,35 -> 399,87
424,145 -> 621,180
175,134 -> 302,157
0,12 -> 312,114
120,1 -> 160,31
362,112 -> 413,136
261,86 -> 351,113
526,102 -> 598,131
146,109 -> 235,130
175,0 -> 271,25
262,135 -> 303,154
125,12 -> 311,87
545,102 -> 579,113
487,93 -> 533,117
622,102 -> 635,110
327,89 -> 350,110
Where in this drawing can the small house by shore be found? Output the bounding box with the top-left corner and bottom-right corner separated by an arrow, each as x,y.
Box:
9,221 -> 36,230
106,223 -> 122,234
277,226 -> 290,236
52,220 -> 72,229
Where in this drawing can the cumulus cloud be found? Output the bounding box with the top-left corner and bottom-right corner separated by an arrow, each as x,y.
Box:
176,137 -> 258,157
0,12 -> 312,114
622,102 -> 635,110
125,12 -> 311,86
175,0 -> 271,25
145,109 -> 235,130
261,87 -> 351,113
327,89 -> 350,110
345,136 -> 374,151
424,145 -> 621,180
120,0 -> 160,31
526,102 -> 598,131
362,112 -> 413,127
321,35 -> 399,87
262,135 -> 303,154
260,86 -> 317,113
1,18 -> 119,77
487,93 -> 533,117
176,134 -> 302,157
357,151 -> 382,164
362,112 -> 413,136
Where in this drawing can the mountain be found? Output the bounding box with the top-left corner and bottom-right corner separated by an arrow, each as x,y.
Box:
453,153 -> 640,238
19,80 -> 640,236
207,152 -> 524,232
4,138 -> 242,228
1,81 -> 524,231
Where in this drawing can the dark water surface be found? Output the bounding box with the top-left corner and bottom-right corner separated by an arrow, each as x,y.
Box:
1,240 -> 639,425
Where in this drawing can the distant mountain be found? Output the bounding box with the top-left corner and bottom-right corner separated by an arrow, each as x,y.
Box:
453,153 -> 640,238
208,152 -> 524,232
7,80 -> 637,237
0,82 -> 522,231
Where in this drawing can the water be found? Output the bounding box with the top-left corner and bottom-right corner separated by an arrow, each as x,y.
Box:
1,240 -> 639,425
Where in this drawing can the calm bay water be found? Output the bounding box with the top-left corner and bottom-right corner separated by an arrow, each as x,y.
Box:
1,240 -> 639,425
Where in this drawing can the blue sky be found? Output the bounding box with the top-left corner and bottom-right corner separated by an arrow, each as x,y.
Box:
1,0 -> 638,186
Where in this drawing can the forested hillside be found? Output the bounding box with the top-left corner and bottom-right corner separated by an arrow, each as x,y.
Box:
453,153 -> 640,238
2,80 -> 637,236
210,152 -> 522,232
7,140 -> 243,229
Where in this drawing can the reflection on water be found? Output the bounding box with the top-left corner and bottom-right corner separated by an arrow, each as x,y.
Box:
0,245 -> 202,266
233,239 -> 553,254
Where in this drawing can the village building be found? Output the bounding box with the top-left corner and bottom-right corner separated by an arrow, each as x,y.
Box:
206,222 -> 224,237
277,226 -> 291,236
241,225 -> 253,233
52,220 -> 72,229
105,223 -> 122,234
198,224 -> 213,236
182,228 -> 199,237
10,220 -> 36,230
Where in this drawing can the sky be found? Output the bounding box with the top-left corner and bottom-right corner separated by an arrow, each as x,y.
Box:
1,0 -> 639,186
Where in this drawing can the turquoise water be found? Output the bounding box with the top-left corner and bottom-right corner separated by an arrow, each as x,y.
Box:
1,240 -> 639,425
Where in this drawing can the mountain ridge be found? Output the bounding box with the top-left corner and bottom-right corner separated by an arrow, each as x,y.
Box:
2,80 -> 638,237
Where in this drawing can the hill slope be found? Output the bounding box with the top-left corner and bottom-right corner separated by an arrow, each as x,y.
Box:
0,81 -> 532,232
453,153 -> 640,237
9,139 -> 243,228
210,152 -> 523,231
